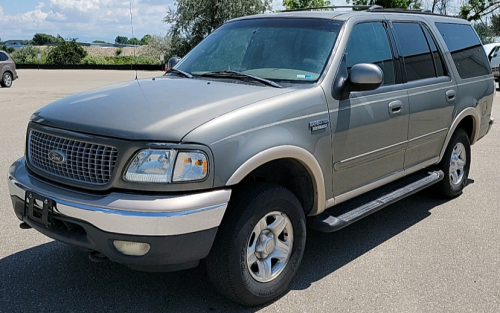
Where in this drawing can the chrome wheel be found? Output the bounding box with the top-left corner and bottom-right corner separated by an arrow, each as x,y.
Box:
246,211 -> 293,283
449,142 -> 466,185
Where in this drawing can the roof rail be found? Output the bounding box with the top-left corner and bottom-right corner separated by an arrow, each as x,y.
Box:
280,5 -> 442,16
280,5 -> 373,12
369,7 -> 441,15
367,5 -> 383,11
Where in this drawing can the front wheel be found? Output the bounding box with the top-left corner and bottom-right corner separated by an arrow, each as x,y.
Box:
1,72 -> 12,88
436,128 -> 471,198
206,183 -> 306,306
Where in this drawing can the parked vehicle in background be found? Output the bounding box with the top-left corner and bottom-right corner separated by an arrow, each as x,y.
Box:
7,5 -> 495,306
483,42 -> 500,56
489,46 -> 500,86
0,50 -> 18,88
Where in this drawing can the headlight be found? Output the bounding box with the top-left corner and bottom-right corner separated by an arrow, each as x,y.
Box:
125,149 -> 208,183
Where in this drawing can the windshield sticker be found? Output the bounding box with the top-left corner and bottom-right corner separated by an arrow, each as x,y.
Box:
297,74 -> 313,79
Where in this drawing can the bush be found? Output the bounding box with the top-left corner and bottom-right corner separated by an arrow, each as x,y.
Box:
47,36 -> 87,65
80,55 -> 112,65
10,45 -> 48,64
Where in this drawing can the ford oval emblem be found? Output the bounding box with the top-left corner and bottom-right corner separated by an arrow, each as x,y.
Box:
48,150 -> 66,164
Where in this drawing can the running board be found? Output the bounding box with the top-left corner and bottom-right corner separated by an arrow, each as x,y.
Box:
309,169 -> 444,233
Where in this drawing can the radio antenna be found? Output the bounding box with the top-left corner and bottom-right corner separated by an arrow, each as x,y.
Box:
129,0 -> 138,80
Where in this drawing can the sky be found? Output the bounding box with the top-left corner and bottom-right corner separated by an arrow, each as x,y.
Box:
0,0 -> 459,44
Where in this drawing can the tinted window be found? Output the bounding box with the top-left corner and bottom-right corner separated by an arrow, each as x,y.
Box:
435,23 -> 490,79
421,25 -> 447,77
345,22 -> 395,85
393,22 -> 435,81
0,52 -> 8,61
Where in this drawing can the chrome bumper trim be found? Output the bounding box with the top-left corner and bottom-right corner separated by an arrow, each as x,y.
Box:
8,158 -> 231,236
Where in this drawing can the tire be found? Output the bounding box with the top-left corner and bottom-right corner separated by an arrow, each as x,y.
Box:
436,128 -> 471,198
206,183 -> 306,306
1,72 -> 13,88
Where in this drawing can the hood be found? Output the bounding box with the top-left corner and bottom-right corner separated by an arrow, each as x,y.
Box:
32,76 -> 293,141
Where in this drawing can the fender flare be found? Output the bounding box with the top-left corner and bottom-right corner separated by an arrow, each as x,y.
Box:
226,145 -> 326,215
438,108 -> 480,163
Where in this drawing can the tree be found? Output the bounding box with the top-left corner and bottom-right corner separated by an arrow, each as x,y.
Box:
282,0 -> 331,9
142,35 -> 172,59
47,36 -> 87,65
127,37 -> 142,45
141,34 -> 152,45
492,13 -> 500,35
92,40 -> 107,44
430,0 -> 450,14
164,0 -> 272,57
460,0 -> 500,21
473,22 -> 495,44
31,33 -> 57,46
115,36 -> 129,45
346,0 -> 421,9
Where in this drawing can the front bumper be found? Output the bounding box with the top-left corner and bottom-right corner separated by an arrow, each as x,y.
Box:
8,158 -> 231,270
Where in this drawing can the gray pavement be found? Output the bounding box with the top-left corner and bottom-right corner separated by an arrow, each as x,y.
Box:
1,69 -> 499,312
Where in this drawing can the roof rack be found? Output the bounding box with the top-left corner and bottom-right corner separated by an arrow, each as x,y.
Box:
280,5 -> 440,15
280,5 -> 375,12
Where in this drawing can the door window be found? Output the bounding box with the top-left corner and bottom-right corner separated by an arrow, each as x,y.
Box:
345,22 -> 396,86
393,22 -> 438,81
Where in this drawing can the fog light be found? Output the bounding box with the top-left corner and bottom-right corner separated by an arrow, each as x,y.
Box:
113,240 -> 151,256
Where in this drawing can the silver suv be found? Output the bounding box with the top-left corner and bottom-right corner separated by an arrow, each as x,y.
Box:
7,7 -> 495,306
0,50 -> 18,88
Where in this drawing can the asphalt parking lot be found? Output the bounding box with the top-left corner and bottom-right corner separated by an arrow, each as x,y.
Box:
0,69 -> 499,312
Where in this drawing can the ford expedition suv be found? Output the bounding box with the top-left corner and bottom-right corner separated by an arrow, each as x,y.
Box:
7,6 -> 494,306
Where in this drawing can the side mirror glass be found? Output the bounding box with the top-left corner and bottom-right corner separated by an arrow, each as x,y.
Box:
348,63 -> 383,91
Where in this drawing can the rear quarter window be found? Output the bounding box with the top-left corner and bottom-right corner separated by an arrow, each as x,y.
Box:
0,52 -> 8,61
435,23 -> 490,79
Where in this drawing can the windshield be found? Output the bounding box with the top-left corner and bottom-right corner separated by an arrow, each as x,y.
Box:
175,18 -> 343,83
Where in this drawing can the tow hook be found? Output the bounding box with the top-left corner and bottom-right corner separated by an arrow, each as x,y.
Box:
19,222 -> 32,229
89,251 -> 108,263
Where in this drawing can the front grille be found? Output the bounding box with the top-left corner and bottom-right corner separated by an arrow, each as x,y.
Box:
28,130 -> 118,185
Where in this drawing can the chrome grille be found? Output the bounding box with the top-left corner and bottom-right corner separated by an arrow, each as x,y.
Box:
28,130 -> 118,185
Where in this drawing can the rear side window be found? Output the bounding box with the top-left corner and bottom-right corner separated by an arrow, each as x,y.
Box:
393,22 -> 447,81
435,23 -> 490,79
0,52 -> 8,61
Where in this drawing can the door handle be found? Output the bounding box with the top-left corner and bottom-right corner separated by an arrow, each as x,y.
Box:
388,100 -> 404,115
446,90 -> 456,102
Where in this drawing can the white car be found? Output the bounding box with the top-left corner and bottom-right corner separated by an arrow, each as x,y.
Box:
486,43 -> 500,86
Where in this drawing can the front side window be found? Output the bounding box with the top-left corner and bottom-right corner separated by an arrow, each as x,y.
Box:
435,23 -> 490,79
176,18 -> 342,83
345,22 -> 396,86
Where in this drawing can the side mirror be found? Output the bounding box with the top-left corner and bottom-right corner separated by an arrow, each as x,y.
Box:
348,63 -> 383,91
167,56 -> 181,70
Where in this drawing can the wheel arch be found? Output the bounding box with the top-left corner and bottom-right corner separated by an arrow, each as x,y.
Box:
226,145 -> 326,216
438,108 -> 479,163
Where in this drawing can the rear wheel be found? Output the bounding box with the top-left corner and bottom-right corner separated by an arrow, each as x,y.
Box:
1,72 -> 12,87
436,128 -> 471,198
206,183 -> 306,306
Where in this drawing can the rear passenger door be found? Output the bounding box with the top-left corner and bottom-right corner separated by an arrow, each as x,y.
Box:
389,20 -> 457,170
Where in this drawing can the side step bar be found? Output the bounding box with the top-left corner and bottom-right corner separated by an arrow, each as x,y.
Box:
309,169 -> 444,232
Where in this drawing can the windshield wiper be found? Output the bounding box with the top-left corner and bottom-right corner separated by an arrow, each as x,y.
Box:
165,68 -> 193,78
201,70 -> 283,88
